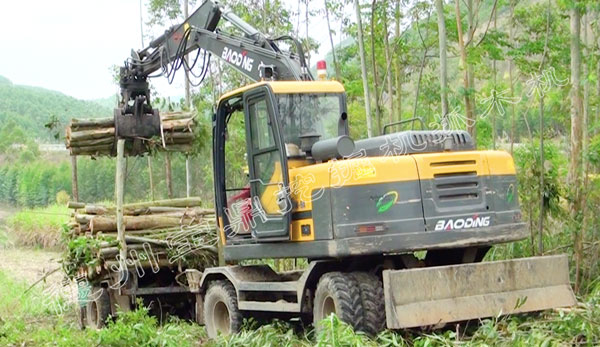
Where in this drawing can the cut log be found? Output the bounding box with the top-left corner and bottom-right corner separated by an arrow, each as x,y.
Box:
99,243 -> 147,257
68,137 -> 114,147
84,205 -> 110,215
70,118 -> 115,130
75,214 -> 94,224
162,119 -> 195,131
132,207 -> 214,217
68,201 -> 86,209
160,113 -> 195,121
123,197 -> 203,209
68,128 -> 115,141
104,258 -> 173,270
71,144 -> 114,155
90,215 -> 197,233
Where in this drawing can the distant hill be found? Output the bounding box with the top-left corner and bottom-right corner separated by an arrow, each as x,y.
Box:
0,76 -> 111,141
92,95 -> 119,110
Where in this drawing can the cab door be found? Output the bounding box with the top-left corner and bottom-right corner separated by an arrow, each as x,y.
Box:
243,87 -> 291,240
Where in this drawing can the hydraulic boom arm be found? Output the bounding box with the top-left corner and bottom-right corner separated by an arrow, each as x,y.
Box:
116,0 -> 312,141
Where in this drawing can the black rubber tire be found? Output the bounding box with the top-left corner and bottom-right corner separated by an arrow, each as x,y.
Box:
204,281 -> 242,339
351,272 -> 386,336
313,272 -> 364,332
86,286 -> 111,329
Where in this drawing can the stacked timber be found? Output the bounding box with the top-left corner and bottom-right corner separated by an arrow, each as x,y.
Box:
65,112 -> 196,156
63,197 -> 218,278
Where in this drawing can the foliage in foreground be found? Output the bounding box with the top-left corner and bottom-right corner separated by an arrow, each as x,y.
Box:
0,271 -> 205,347
213,289 -> 600,346
0,268 -> 599,346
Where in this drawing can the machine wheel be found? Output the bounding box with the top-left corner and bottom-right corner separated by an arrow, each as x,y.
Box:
86,287 -> 111,329
313,272 -> 364,332
351,272 -> 386,336
204,281 -> 242,338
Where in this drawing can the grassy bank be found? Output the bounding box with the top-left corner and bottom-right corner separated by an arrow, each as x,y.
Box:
5,204 -> 69,248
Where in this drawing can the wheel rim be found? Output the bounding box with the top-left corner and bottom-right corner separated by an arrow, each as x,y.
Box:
213,301 -> 231,335
322,295 -> 336,318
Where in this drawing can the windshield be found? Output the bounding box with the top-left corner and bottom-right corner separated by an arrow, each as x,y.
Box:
277,93 -> 343,147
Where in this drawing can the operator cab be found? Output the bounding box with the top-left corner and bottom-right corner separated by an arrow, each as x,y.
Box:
213,81 -> 348,245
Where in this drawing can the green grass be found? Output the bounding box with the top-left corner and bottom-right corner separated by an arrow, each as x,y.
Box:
0,270 -> 88,346
0,268 -> 598,346
0,270 -> 206,346
6,204 -> 70,248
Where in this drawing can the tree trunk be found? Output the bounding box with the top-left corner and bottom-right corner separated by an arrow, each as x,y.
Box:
324,0 -> 342,81
568,3 -> 583,293
370,0 -> 382,135
509,0 -> 516,153
569,8 -> 583,191
393,0 -> 402,122
413,50 -> 428,121
412,11 -> 431,122
582,10 -> 590,184
305,0 -> 311,67
597,43 -> 600,141
115,139 -> 127,266
383,1 -> 394,124
454,0 -> 475,136
186,156 -> 192,198
465,0 -> 476,138
492,4 -> 497,149
538,0 -> 551,257
165,153 -> 174,199
539,95 -> 544,255
71,155 -> 79,202
296,0 -> 301,38
597,8 -> 600,138
139,0 -> 145,46
435,0 -> 449,128
355,0 -> 374,137
581,8 -> 592,291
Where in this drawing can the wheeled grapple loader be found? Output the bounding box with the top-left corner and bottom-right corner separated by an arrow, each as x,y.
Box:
99,0 -> 576,338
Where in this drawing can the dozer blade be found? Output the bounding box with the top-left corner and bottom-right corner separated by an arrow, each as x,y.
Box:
382,254 -> 576,329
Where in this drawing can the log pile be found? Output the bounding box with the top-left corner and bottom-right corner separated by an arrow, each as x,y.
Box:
63,197 -> 218,279
65,112 -> 197,156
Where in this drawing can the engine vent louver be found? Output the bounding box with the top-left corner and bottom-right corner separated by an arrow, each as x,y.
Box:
410,132 -> 470,147
432,159 -> 480,201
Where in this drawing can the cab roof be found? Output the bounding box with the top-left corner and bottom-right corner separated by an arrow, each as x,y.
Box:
218,80 -> 345,104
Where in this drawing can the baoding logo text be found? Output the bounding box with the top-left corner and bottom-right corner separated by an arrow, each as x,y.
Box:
435,216 -> 490,231
221,47 -> 254,72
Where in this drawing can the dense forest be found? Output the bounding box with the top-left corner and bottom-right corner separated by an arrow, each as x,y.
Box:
1,0 -> 600,344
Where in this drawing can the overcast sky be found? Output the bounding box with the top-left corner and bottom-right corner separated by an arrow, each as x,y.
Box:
0,0 -> 336,101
